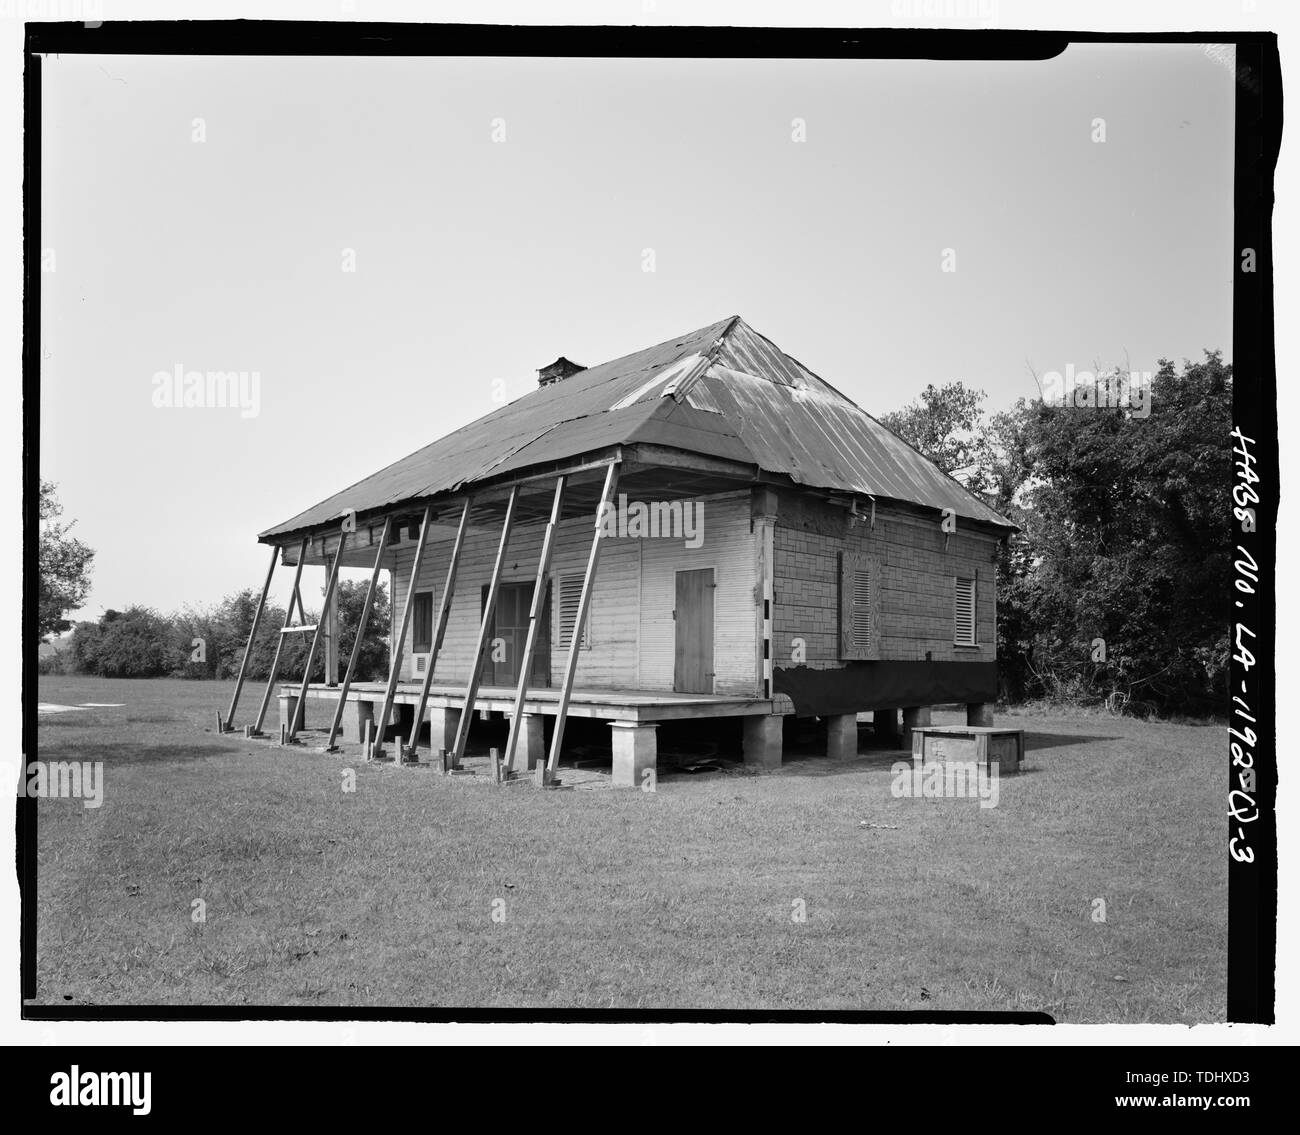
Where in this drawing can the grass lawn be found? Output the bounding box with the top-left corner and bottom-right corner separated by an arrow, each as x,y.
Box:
31,676 -> 1227,1019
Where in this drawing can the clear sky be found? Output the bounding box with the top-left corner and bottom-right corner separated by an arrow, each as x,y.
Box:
39,43 -> 1235,620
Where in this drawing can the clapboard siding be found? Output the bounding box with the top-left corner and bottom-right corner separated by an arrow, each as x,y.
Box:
637,494 -> 758,696
386,492 -> 759,695
388,517 -> 641,688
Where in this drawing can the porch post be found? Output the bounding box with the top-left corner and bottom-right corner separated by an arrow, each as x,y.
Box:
373,505 -> 433,758
545,460 -> 620,780
449,486 -> 519,767
252,538 -> 310,735
323,571 -> 340,686
504,476 -> 566,774
224,543 -> 278,731
325,517 -> 392,751
287,531 -> 348,741
406,498 -> 472,756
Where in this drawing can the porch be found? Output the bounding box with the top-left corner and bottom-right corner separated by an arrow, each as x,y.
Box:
277,681 -> 780,786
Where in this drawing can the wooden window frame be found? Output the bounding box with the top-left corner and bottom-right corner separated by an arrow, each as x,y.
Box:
838,550 -> 881,661
412,590 -> 434,655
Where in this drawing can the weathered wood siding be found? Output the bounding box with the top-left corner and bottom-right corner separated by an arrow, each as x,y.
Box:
388,518 -> 638,688
385,491 -> 758,693
771,491 -> 999,668
636,493 -> 758,696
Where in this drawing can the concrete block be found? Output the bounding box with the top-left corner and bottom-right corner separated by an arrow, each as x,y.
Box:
826,713 -> 858,760
350,699 -> 375,743
610,722 -> 657,788
967,702 -> 995,727
743,714 -> 784,769
427,707 -> 461,753
279,694 -> 299,734
902,705 -> 932,751
507,713 -> 546,773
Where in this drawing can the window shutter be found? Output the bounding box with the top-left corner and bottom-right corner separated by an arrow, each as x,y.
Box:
839,551 -> 880,660
412,591 -> 434,654
954,575 -> 977,646
557,573 -> 588,649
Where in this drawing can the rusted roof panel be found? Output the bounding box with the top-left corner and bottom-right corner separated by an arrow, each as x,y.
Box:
260,318 -> 734,537
260,314 -> 1014,539
671,365 -> 1011,527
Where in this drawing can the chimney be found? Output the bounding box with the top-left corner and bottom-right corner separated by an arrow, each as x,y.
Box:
537,356 -> 586,387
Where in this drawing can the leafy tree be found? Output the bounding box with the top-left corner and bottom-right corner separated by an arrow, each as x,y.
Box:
880,381 -> 990,489
880,354 -> 1231,715
37,481 -> 94,640
67,619 -> 104,675
1016,353 -> 1232,713
336,578 -> 391,681
85,606 -> 182,678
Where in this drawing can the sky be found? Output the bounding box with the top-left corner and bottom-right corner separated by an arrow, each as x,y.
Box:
38,43 -> 1236,621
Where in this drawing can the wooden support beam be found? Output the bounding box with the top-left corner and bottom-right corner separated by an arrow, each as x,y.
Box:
406,499 -> 472,756
373,505 -> 433,757
325,517 -> 392,751
287,532 -> 348,741
545,460 -> 620,779
324,570 -> 340,686
504,475 -> 566,773
253,538 -> 310,735
622,443 -> 758,482
224,543 -> 279,731
450,485 -> 519,766
290,582 -> 307,626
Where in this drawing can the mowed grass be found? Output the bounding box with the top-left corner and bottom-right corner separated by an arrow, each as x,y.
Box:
33,677 -> 1226,1019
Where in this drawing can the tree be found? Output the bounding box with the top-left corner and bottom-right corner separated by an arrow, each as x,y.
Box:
1015,352 -> 1232,713
82,606 -> 181,678
878,353 -> 1232,715
879,381 -> 990,488
336,578 -> 391,681
38,481 -> 94,640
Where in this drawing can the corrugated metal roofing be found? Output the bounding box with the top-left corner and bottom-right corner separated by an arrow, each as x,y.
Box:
260,316 -> 1014,539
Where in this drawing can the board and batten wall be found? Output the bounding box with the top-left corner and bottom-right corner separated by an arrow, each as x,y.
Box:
636,492 -> 757,696
385,491 -> 760,695
771,492 -> 999,668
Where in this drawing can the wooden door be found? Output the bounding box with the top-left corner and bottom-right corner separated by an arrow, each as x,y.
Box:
481,582 -> 550,687
674,568 -> 715,693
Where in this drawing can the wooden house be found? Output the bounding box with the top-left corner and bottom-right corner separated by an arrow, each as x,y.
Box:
220,316 -> 1016,785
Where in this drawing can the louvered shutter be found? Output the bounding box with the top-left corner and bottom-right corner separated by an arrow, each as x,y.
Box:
839,551 -> 881,660
954,575 -> 977,645
556,573 -> 588,649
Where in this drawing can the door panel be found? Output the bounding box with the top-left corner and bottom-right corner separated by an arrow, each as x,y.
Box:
480,582 -> 551,687
674,568 -> 715,693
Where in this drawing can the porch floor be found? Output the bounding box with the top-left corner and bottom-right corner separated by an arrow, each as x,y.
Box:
281,681 -> 774,724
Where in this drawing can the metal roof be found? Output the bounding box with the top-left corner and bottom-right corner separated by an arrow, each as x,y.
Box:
260,316 -> 1014,539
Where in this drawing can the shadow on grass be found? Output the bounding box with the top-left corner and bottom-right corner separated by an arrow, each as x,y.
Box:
1020,731 -> 1121,752
33,739 -> 241,765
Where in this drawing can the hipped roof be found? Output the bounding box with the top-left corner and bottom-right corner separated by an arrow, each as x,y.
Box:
260,315 -> 1015,540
